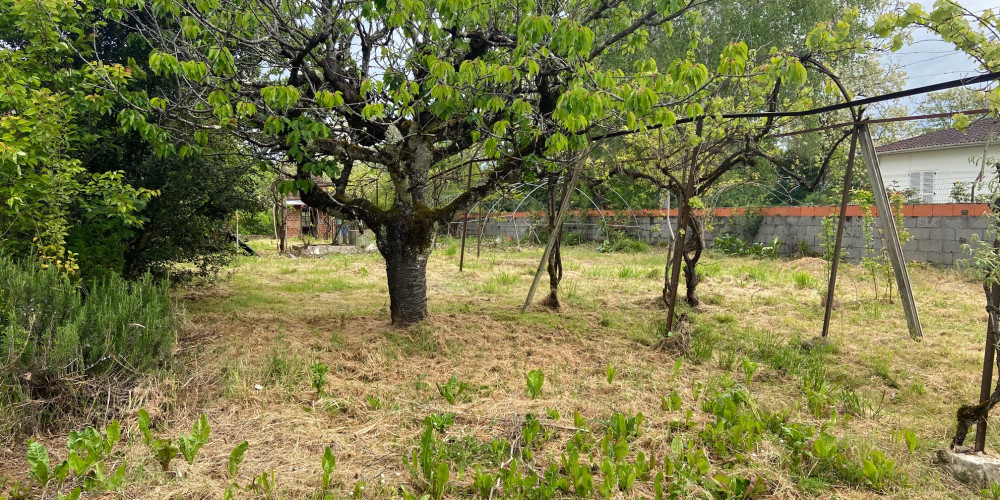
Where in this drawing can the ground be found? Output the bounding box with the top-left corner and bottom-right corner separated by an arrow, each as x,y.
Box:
3,238 -> 996,499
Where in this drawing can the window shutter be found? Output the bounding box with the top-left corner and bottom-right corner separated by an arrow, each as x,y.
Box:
922,172 -> 934,203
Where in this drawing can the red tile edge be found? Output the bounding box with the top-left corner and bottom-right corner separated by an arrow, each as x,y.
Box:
476,204 -> 990,219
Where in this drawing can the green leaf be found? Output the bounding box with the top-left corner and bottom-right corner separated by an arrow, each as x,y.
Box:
953,113 -> 971,132
138,409 -> 153,446
179,413 -> 210,463
322,446 -> 337,491
890,34 -> 904,52
661,392 -> 682,411
361,103 -> 385,120
228,441 -> 249,478
57,487 -> 82,500
107,463 -> 127,490
154,439 -> 180,471
105,419 -> 121,453
862,459 -> 877,480
27,441 -> 51,485
315,90 -> 344,109
526,369 -> 544,398
903,429 -> 917,453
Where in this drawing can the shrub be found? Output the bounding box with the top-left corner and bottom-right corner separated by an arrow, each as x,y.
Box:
536,228 -> 586,246
239,210 -> 275,236
713,234 -> 783,258
596,228 -> 650,253
563,231 -> 585,246
0,257 -> 175,434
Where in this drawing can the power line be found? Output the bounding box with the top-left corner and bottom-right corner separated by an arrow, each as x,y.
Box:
772,108 -> 991,138
593,71 -> 1000,141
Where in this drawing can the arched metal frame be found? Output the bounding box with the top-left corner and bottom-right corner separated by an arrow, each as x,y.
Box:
443,178 -> 645,248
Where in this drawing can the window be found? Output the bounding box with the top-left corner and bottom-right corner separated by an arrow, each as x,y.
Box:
908,171 -> 934,203
300,207 -> 313,229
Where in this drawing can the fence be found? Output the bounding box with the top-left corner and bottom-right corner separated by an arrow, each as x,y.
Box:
454,203 -> 992,266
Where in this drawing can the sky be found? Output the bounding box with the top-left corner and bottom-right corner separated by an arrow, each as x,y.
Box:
883,0 -> 997,112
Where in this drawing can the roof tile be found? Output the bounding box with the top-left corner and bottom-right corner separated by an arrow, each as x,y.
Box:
876,117 -> 1000,153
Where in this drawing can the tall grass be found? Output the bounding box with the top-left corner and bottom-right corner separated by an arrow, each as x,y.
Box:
0,256 -> 175,436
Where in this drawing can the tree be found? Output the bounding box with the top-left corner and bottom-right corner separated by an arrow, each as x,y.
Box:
80,12 -> 270,280
0,0 -> 155,273
608,5 -> 876,309
107,0 -> 731,325
915,87 -> 990,134
0,0 -> 266,281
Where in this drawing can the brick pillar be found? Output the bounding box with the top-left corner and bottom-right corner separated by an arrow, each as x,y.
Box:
285,208 -> 302,239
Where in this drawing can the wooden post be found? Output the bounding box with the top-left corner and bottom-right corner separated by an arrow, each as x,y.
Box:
522,164 -> 581,313
975,240 -> 1000,452
476,202 -> 484,258
235,210 -> 240,253
459,163 -> 474,271
664,118 -> 703,336
822,127 -> 858,338
857,123 -> 923,339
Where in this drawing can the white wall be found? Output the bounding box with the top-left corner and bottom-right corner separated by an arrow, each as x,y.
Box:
878,144 -> 1000,203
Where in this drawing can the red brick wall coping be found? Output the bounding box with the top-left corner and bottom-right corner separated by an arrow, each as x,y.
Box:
467,203 -> 990,220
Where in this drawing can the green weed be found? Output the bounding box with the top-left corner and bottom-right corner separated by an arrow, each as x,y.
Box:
436,374 -> 468,405
525,370 -> 544,399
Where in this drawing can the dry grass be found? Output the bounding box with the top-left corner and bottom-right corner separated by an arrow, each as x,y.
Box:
2,237 -> 994,499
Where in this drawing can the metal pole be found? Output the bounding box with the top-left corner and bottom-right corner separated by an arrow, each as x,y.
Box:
664,118 -> 703,336
459,163 -> 474,271
821,127 -> 858,338
857,123 -> 924,339
522,163 -> 581,313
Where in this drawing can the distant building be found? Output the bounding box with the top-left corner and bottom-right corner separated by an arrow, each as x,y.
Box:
876,117 -> 1000,203
280,178 -> 357,243
283,196 -> 336,240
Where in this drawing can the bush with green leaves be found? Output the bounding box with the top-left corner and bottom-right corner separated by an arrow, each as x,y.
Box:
15,420 -> 127,499
311,361 -> 330,396
0,257 -> 175,435
596,227 -> 650,253
713,234 -> 783,258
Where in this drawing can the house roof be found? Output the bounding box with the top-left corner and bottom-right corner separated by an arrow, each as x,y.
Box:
876,117 -> 1000,154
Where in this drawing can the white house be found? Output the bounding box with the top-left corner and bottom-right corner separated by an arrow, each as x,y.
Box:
876,117 -> 1000,203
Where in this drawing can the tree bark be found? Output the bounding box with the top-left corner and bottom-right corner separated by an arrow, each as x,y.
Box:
683,216 -> 704,307
544,172 -> 564,309
385,250 -> 428,326
373,209 -> 434,326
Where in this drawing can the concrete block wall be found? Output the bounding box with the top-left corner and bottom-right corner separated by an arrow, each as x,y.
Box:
749,213 -> 987,266
469,204 -> 991,266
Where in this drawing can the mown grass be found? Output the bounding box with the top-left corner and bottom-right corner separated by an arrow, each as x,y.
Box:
0,237 -> 992,499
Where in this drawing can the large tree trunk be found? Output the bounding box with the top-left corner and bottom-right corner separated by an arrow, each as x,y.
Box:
374,209 -> 434,326
385,250 -> 428,326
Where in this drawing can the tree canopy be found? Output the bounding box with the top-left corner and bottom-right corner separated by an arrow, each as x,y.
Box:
0,0 -> 155,274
